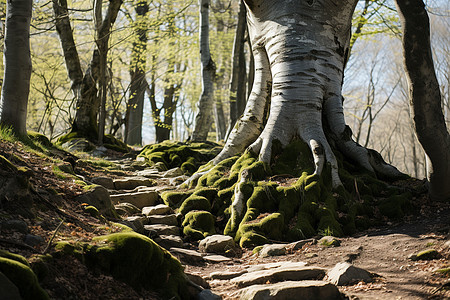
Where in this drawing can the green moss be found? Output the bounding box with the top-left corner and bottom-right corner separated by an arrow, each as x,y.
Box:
239,231 -> 269,248
83,232 -> 188,298
0,255 -> 49,300
55,241 -> 76,255
161,191 -> 192,207
435,267 -> 450,276
179,195 -> 211,215
237,212 -> 284,243
28,131 -> 53,148
0,154 -> 18,172
412,249 -> 440,261
271,139 -> 315,176
292,212 -> 316,239
0,249 -> 30,267
182,211 -> 216,241
84,205 -> 100,218
181,157 -> 196,175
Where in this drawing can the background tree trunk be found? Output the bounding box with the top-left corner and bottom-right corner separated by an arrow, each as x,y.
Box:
192,0 -> 215,141
396,0 -> 450,201
125,0 -> 149,146
0,0 -> 32,135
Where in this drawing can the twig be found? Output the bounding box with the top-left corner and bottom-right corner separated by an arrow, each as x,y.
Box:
43,219 -> 64,254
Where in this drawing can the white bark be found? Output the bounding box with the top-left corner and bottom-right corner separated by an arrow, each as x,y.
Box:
192,0 -> 216,141
0,0 -> 32,135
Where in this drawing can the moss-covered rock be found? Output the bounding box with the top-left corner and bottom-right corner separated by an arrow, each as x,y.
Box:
161,190 -> 192,207
179,195 -> 211,216
0,251 -> 49,300
182,211 -> 216,241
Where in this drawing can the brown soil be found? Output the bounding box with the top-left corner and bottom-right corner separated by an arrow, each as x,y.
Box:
0,138 -> 449,299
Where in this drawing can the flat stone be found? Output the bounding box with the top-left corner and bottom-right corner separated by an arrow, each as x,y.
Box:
110,191 -> 158,209
1,219 -> 28,234
154,235 -> 183,249
232,265 -> 326,288
203,255 -> 232,263
325,262 -> 373,286
163,167 -> 184,178
148,214 -> 178,226
113,177 -> 155,190
186,273 -> 210,289
289,238 -> 317,250
199,235 -> 235,254
142,204 -> 174,216
259,244 -> 287,257
209,270 -> 247,280
239,280 -> 341,300
169,175 -> 189,186
197,289 -> 222,300
126,215 -> 149,227
319,236 -> 341,247
170,247 -> 203,263
135,169 -> 163,179
91,177 -> 115,189
246,261 -> 307,273
144,224 -> 181,236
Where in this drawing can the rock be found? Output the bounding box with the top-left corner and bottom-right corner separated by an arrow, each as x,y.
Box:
169,175 -> 189,186
110,191 -> 158,209
199,235 -> 235,254
210,270 -> 247,280
197,289 -> 222,300
62,138 -> 94,152
246,261 -> 307,273
91,177 -> 115,189
289,238 -> 317,250
186,273 -> 210,289
148,214 -> 178,226
0,271 -> 22,300
113,177 -> 155,190
239,280 -> 341,300
135,169 -> 163,179
259,244 -> 287,257
144,224 -> 181,236
170,247 -> 204,263
1,219 -> 28,234
163,167 -> 184,178
154,235 -> 183,249
91,146 -> 108,157
444,240 -> 450,249
74,185 -> 117,218
125,216 -> 149,231
24,234 -> 45,247
142,204 -> 174,216
325,262 -> 373,286
408,248 -> 441,261
114,203 -> 141,216
319,236 -> 341,247
231,265 -> 326,288
203,255 -> 232,263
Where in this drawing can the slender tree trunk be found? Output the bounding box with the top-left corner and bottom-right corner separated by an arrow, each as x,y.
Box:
0,0 -> 32,135
226,0 -> 247,138
396,0 -> 450,201
192,0 -> 216,141
125,0 -> 149,145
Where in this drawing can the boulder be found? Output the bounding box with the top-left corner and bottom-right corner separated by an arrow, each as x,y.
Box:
197,289 -> 222,300
199,235 -> 235,254
113,177 -> 155,190
114,203 -> 141,216
24,234 -> 45,247
142,204 -> 174,216
110,191 -> 158,209
259,244 -> 287,257
74,185 -> 117,218
325,262 -> 373,286
91,177 -> 115,190
125,216 -> 149,233
231,265 -> 326,288
239,280 -> 342,300
289,238 -> 317,250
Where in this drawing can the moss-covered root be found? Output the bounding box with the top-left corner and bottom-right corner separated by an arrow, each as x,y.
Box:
0,250 -> 49,300
182,211 -> 216,241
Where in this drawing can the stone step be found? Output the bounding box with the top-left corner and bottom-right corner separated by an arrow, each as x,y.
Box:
231,265 -> 326,288
153,235 -> 184,250
110,191 -> 158,209
113,177 -> 155,190
142,204 -> 174,216
239,280 -> 342,300
147,214 -> 179,226
144,224 -> 181,236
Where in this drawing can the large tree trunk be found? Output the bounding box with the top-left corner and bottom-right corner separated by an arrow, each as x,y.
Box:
395,0 -> 450,201
125,0 -> 149,146
212,0 -> 402,188
192,0 -> 216,141
0,0 -> 32,136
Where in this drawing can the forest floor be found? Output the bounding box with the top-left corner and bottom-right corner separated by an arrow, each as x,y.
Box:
0,138 -> 449,299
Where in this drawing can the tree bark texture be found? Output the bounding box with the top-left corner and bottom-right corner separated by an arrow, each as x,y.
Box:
192,0 -> 216,141
125,0 -> 149,146
214,0 -> 403,187
396,0 -> 450,201
0,0 -> 32,135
